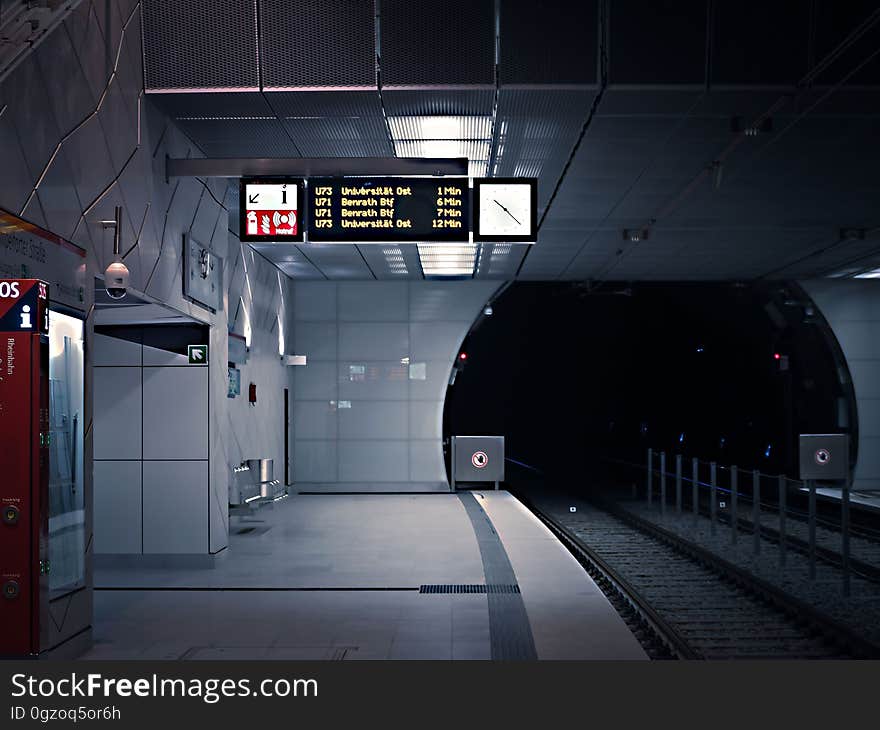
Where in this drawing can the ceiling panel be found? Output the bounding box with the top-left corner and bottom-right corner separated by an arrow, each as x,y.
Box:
499,0 -> 598,85
380,0 -> 495,87
142,0 -> 259,91
174,118 -> 299,157
493,88 -> 595,215
358,244 -> 424,279
298,244 -> 374,278
382,89 -> 495,117
136,4 -> 880,284
711,0 -> 810,85
610,0 -> 706,85
250,243 -> 324,279
259,0 -> 376,89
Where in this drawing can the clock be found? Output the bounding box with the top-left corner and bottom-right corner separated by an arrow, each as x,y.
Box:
473,177 -> 537,242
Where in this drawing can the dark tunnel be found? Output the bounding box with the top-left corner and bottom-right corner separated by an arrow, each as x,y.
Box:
444,281 -> 855,489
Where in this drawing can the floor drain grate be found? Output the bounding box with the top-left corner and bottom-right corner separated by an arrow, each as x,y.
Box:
419,584 -> 520,595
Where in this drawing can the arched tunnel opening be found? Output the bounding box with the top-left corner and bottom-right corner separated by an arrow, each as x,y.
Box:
444,281 -> 856,502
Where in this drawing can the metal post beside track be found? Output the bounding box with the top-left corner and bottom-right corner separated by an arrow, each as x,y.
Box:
647,448 -> 653,505
842,481 -> 851,597
808,479 -> 817,580
692,458 -> 699,521
660,452 -> 666,516
730,466 -> 738,545
710,462 -> 717,535
752,469 -> 761,555
778,475 -> 787,568
675,454 -> 682,514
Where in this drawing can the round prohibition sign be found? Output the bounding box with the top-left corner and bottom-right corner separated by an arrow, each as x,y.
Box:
471,451 -> 489,469
814,448 -> 831,466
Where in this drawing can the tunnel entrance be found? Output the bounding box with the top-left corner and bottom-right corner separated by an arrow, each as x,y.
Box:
443,281 -> 854,493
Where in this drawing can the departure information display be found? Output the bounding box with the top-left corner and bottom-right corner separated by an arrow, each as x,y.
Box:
308,177 -> 470,243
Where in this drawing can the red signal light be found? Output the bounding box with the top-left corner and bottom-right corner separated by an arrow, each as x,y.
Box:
459,352 -> 468,361
773,353 -> 781,360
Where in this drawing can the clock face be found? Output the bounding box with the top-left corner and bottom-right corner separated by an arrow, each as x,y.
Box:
474,179 -> 537,242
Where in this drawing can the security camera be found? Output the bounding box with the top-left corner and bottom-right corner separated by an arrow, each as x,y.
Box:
104,259 -> 130,300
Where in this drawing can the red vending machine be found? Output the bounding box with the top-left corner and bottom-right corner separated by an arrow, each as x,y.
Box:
0,279 -> 50,656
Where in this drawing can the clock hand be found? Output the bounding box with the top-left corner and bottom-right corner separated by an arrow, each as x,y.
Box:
493,198 -> 521,226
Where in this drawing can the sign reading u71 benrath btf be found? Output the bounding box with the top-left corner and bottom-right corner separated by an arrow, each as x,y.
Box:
239,178 -> 305,242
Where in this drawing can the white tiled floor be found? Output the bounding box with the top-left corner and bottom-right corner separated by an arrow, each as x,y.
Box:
82,492 -> 645,660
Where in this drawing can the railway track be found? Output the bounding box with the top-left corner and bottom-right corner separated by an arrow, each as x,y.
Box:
520,495 -> 880,660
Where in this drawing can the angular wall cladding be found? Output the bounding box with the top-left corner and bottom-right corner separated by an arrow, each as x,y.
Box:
0,0 -> 296,555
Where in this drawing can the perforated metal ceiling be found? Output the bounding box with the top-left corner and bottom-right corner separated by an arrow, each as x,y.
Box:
141,1 -> 880,283
260,0 -> 376,89
141,0 -> 259,91
379,0 -> 495,87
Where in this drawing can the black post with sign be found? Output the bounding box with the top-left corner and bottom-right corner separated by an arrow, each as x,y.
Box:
798,434 -> 851,592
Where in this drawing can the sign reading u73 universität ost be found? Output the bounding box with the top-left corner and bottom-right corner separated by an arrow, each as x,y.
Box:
239,178 -> 305,242
307,177 -> 470,243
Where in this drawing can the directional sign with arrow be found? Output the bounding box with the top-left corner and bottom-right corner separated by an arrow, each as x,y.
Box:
187,344 -> 208,364
239,177 -> 305,243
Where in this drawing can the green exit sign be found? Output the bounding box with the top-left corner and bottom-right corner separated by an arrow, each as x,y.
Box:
187,344 -> 208,364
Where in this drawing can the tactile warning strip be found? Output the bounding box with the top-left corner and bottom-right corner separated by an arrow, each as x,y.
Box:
457,493 -> 537,660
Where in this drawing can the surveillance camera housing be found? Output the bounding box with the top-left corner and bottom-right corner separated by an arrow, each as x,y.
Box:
104,260 -> 130,300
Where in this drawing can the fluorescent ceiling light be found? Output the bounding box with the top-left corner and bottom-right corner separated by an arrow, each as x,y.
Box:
418,243 -> 477,277
381,247 -> 408,275
393,139 -> 491,160
853,268 -> 880,278
469,160 -> 489,177
388,115 -> 492,141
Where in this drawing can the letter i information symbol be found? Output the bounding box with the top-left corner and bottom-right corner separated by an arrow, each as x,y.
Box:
19,305 -> 31,329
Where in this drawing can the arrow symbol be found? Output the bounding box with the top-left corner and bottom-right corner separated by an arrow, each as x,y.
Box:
192,349 -> 204,361
248,193 -> 259,204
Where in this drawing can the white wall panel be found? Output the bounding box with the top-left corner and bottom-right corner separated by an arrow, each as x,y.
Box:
409,440 -> 446,483
293,400 -> 338,440
294,440 -> 338,482
338,361 -> 409,401
338,282 -> 408,321
410,322 -> 469,361
339,440 -> 409,482
142,461 -> 209,554
93,367 -> 141,460
409,400 -> 443,440
292,280 -> 499,490
339,401 -> 408,440
338,322 -> 409,361
409,361 -> 454,402
293,321 -> 338,361
93,333 -> 141,366
142,343 -> 190,366
93,461 -> 142,554
293,281 -> 337,321
142,366 -> 209,460
293,360 -> 338,401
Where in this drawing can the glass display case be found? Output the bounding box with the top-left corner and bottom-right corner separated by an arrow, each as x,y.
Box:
47,309 -> 85,599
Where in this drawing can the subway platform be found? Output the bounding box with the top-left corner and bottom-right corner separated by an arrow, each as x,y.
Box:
82,492 -> 646,660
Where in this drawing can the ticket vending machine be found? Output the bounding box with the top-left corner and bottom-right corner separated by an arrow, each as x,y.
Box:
0,279 -> 51,655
